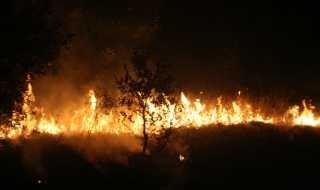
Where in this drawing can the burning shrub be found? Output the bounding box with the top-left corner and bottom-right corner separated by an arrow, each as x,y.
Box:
115,50 -> 181,154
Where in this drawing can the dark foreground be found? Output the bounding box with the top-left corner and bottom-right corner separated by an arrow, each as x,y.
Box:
1,123 -> 320,190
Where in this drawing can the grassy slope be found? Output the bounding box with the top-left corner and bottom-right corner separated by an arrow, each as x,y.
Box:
177,123 -> 320,189
1,123 -> 320,189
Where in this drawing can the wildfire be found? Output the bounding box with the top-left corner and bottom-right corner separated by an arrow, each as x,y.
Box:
1,82 -> 320,139
286,100 -> 320,126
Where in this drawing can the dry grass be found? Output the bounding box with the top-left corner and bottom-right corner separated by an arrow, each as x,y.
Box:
2,123 -> 320,189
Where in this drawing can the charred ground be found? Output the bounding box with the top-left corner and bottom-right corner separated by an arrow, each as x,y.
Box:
1,123 -> 320,189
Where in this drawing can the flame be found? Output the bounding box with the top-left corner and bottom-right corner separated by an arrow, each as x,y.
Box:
2,82 -> 320,139
89,90 -> 97,115
288,100 -> 320,126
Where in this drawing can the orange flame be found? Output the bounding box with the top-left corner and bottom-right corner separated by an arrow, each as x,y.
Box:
1,83 -> 320,139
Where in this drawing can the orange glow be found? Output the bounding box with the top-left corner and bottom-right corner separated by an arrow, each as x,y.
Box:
1,82 -> 320,139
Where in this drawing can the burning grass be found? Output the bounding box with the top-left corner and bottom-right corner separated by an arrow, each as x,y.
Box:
2,82 -> 320,140
2,82 -> 320,189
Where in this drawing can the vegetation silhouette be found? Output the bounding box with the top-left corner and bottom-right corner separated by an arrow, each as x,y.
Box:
0,0 -> 74,126
115,50 -> 181,154
2,123 -> 320,189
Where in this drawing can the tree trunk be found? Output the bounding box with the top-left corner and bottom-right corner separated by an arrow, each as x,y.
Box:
142,107 -> 148,155
142,132 -> 148,154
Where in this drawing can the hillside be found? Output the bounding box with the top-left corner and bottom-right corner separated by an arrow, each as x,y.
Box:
1,123 -> 320,189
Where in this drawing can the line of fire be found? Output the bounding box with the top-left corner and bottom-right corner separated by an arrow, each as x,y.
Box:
1,78 -> 319,139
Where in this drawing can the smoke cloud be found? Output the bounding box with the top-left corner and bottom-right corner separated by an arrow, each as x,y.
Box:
9,132 -> 143,180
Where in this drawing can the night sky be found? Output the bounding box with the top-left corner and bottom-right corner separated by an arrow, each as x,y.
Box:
2,3 -> 320,187
155,0 -> 320,101
33,0 -> 320,108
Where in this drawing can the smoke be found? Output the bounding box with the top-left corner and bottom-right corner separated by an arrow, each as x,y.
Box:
5,1 -> 168,179
11,134 -> 58,179
31,22 -> 123,122
31,0 -> 164,125
62,133 -> 142,166
8,132 -> 142,180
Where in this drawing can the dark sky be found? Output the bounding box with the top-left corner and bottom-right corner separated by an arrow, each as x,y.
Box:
154,0 -> 320,101
33,0 -> 320,108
